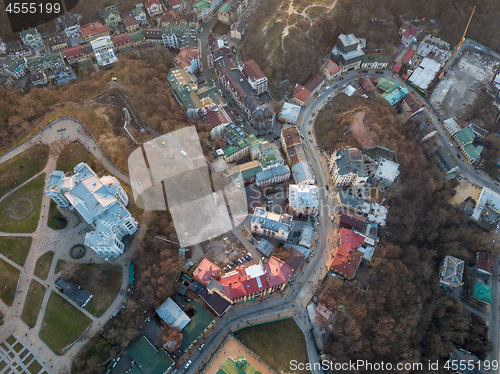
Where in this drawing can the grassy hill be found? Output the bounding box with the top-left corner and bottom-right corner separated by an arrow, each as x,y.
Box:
242,0 -> 500,97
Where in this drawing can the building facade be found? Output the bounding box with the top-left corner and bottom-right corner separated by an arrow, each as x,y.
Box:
329,147 -> 368,188
251,207 -> 292,241
19,28 -> 44,49
45,162 -> 139,257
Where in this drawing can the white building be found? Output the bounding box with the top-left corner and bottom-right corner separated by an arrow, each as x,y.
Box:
292,161 -> 315,185
371,158 -> 400,188
239,60 -> 268,95
278,102 -> 301,124
156,297 -> 191,329
472,187 -> 500,221
288,184 -> 318,216
0,37 -> 6,54
45,162 -> 138,257
251,207 -> 292,241
443,118 -> 461,136
91,36 -> 118,67
408,57 -> 441,91
439,255 -> 464,288
298,226 -> 314,249
329,147 -> 368,188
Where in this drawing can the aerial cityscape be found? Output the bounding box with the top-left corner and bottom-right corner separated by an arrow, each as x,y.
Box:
0,0 -> 500,373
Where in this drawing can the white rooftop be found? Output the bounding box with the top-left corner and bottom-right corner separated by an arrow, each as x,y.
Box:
362,202 -> 388,226
374,159 -> 400,183
292,161 -> 315,184
443,117 -> 461,136
472,187 -> 500,221
245,262 -> 265,278
279,102 -> 301,124
156,297 -> 191,330
289,184 -> 319,208
343,85 -> 356,96
408,58 -> 441,90
298,226 -> 314,248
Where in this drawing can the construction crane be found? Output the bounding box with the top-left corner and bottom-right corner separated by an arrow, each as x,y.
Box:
438,5 -> 476,79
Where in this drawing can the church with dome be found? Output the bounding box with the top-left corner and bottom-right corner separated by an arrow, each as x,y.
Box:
45,162 -> 139,257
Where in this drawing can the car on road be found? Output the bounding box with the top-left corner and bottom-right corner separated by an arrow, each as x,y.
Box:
185,360 -> 192,369
249,239 -> 254,244
316,93 -> 321,98
247,253 -> 253,259
199,343 -> 205,351
309,120 -> 312,124
325,86 -> 330,90
309,138 -> 313,142
457,154 -> 461,159
376,70 -> 384,74
308,131 -> 311,134
267,200 -> 273,204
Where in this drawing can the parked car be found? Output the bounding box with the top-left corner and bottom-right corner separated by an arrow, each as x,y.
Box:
309,138 -> 313,143
249,239 -> 254,244
457,154 -> 461,159
184,360 -> 192,369
199,343 -> 205,351
376,70 -> 384,74
247,253 -> 253,259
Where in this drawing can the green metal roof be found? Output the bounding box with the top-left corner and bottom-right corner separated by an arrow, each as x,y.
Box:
166,67 -> 200,109
218,357 -> 259,374
194,0 -> 210,12
473,283 -> 492,304
6,58 -> 26,73
129,31 -> 145,43
455,127 -> 475,146
376,77 -> 398,93
363,55 -> 391,64
180,302 -> 213,351
127,336 -> 174,374
132,7 -> 146,16
26,52 -> 64,72
219,3 -> 232,13
463,143 -> 483,161
224,134 -> 261,157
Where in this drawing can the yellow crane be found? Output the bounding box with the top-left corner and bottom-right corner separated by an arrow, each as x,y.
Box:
438,5 -> 476,79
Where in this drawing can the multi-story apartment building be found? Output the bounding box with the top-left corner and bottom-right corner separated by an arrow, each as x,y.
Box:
45,162 -> 138,257
145,0 -> 163,17
251,207 -> 292,241
329,147 -> 368,188
91,36 -> 118,67
371,158 -> 400,188
288,184 -> 318,216
19,28 -> 44,49
330,33 -> 366,71
80,21 -> 109,42
239,60 -> 267,95
174,46 -> 200,74
57,13 -> 81,38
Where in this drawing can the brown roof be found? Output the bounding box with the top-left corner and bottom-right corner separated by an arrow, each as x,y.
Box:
282,126 -> 301,150
323,59 -> 341,75
360,77 -> 375,91
162,10 -> 179,23
48,33 -> 66,48
339,209 -> 367,231
303,74 -> 324,93
63,45 -> 83,60
111,33 -> 131,46
242,59 -> 265,80
477,252 -> 495,274
145,0 -> 161,8
122,15 -> 139,28
174,46 -> 199,68
403,91 -> 424,113
193,258 -> 221,286
292,84 -> 310,103
80,22 -> 108,37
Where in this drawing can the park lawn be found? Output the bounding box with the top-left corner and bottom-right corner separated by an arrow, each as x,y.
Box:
0,257 -> 21,306
234,319 -> 309,374
56,142 -> 103,173
21,280 -> 46,328
39,292 -> 92,355
0,173 -> 45,233
71,264 -> 123,317
34,251 -> 54,280
71,334 -> 112,373
0,237 -> 32,266
0,145 -> 48,198
47,200 -> 67,230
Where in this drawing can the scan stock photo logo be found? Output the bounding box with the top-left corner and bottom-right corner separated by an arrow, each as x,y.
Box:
128,126 -> 249,247
3,0 -> 79,33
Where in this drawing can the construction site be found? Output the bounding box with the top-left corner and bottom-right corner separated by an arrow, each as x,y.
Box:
430,49 -> 499,118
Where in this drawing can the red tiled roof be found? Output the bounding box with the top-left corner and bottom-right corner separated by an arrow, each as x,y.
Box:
242,59 -> 265,80
169,0 -> 181,7
174,46 -> 199,68
193,258 -> 221,286
329,228 -> 365,279
282,126 -> 301,149
81,21 -> 108,37
402,49 -> 414,63
64,45 -> 83,60
403,30 -> 410,39
402,72 -> 411,80
111,33 -> 131,47
323,58 -> 341,76
477,252 -> 495,274
303,74 -> 324,93
403,92 -> 423,112
408,25 -> 418,36
265,256 -> 293,287
392,62 -> 402,73
145,0 -> 161,8
292,84 -> 311,103
201,110 -> 221,128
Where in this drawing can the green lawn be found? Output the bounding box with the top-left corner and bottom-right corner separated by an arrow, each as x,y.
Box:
0,237 -> 32,266
0,173 -> 45,233
39,292 -> 92,355
70,263 -> 123,317
21,280 -> 46,328
0,145 -> 48,198
0,257 -> 21,306
56,143 -> 103,173
47,200 -> 67,230
34,251 -> 54,280
234,319 -> 309,374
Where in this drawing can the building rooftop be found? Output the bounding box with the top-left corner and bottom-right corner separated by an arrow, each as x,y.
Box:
279,102 -> 301,123
180,302 -> 214,351
167,67 -> 201,109
403,91 -> 424,113
219,2 -> 232,12
242,59 -> 265,80
80,21 -> 108,38
252,207 -> 292,233
472,187 -> 500,221
303,74 -> 324,93
339,209 -> 367,231
330,228 -> 364,279
127,336 -> 174,374
440,255 -> 465,287
476,252 -> 495,275
199,290 -> 231,316
193,258 -> 221,286
292,161 -> 315,184
334,147 -> 368,178
292,84 -> 311,103
255,165 -> 290,184
289,184 -> 318,208
156,297 -> 191,330
408,57 -> 441,91
443,117 -> 461,136
373,158 -> 400,183
323,58 -> 342,75
256,239 -> 274,257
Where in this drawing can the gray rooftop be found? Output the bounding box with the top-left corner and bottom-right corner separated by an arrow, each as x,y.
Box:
335,147 -> 367,177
